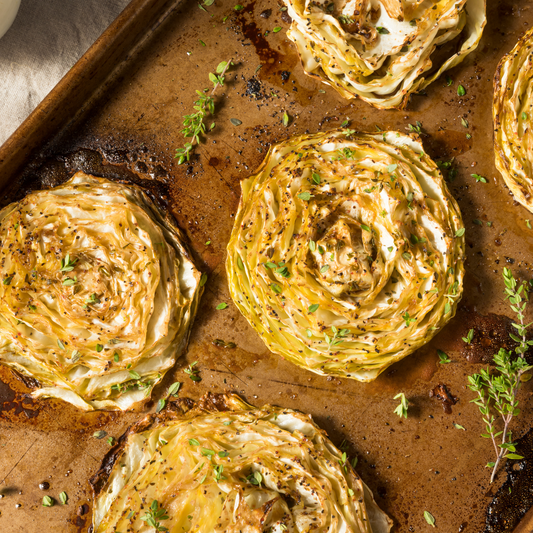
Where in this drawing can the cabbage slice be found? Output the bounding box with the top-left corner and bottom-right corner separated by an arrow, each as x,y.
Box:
494,27 -> 533,214
227,129 -> 465,381
0,173 -> 203,410
90,393 -> 392,533
284,0 -> 486,109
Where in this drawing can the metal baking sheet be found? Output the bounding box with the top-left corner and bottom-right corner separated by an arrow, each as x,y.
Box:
0,1 -> 532,532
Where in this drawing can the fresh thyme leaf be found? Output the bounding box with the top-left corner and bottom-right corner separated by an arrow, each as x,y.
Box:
168,382 -> 181,396
57,339 -> 66,350
3,274 -> 14,285
42,495 -> 54,507
96,344 -> 104,352
408,122 -> 423,134
106,436 -> 115,446
453,423 -> 466,431
156,399 -> 166,413
472,173 -> 487,183
402,312 -> 415,327
175,59 -> 232,164
93,430 -> 107,439
455,228 -> 465,237
437,349 -> 451,364
394,392 -> 409,418
282,112 -> 290,127
312,172 -> 321,184
271,283 -> 282,294
461,117 -> 469,128
273,26 -> 282,33
468,267 -> 533,483
60,254 -> 78,272
298,191 -> 313,201
424,510 -> 436,527
189,438 -> 200,446
360,224 -> 371,232
185,362 -> 201,382
216,302 -> 228,310
376,26 -> 389,34
141,500 -> 169,532
457,85 -> 466,97
320,265 -> 330,274
247,471 -> 263,486
129,370 -> 141,380
59,491 -> 68,505
200,272 -> 208,286
309,240 -> 316,252
308,303 -> 319,313
234,4 -> 243,9
230,118 -> 242,126
462,328 -> 474,344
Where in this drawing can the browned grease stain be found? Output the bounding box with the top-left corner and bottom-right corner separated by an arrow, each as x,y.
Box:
424,129 -> 473,160
435,306 -> 524,365
0,365 -> 124,432
235,4 -> 282,78
363,345 -> 439,396
194,338 -> 271,375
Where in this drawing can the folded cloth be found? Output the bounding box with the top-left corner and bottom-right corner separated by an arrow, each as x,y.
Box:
0,0 -> 130,146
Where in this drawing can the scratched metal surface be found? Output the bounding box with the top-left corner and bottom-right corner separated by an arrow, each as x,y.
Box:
0,1 -> 533,532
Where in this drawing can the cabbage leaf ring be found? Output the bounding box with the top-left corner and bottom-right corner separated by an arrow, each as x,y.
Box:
227,130 -> 465,381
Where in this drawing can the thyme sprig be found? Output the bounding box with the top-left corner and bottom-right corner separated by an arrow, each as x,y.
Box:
141,500 -> 169,532
175,60 -> 232,164
394,393 -> 409,418
468,268 -> 533,483
324,326 -> 350,349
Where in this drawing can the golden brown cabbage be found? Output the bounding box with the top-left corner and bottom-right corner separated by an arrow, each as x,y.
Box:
283,0 -> 486,109
90,393 -> 392,533
227,129 -> 465,381
0,173 -> 203,410
494,27 -> 533,214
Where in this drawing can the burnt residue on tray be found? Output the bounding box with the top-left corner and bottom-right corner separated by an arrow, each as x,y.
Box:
429,383 -> 458,414
0,376 -> 39,419
4,148 -> 171,213
483,428 -> 533,533
436,306 -> 532,365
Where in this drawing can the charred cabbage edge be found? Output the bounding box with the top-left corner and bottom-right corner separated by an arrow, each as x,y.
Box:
283,0 -> 486,109
0,173 -> 203,410
91,394 -> 392,533
494,26 -> 533,214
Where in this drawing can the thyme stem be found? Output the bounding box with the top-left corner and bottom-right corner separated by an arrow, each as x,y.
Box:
468,267 -> 533,482
175,59 -> 232,164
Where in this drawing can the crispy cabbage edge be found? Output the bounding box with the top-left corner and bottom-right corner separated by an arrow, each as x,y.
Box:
226,129 -> 465,381
494,26 -> 533,214
90,392 -> 392,533
0,173 -> 203,411
283,0 -> 486,109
